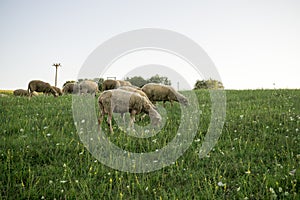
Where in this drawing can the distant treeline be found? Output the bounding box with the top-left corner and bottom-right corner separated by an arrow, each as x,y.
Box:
68,74 -> 224,91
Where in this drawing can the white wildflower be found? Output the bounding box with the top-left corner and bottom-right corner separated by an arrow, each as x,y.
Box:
217,181 -> 226,187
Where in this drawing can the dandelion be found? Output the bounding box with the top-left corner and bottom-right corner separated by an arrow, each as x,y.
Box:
245,170 -> 251,174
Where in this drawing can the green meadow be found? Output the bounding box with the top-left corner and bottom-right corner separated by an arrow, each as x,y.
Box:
0,90 -> 299,199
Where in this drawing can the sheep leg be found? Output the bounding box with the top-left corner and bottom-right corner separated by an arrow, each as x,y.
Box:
129,110 -> 137,130
108,112 -> 113,133
121,113 -> 126,125
98,106 -> 105,132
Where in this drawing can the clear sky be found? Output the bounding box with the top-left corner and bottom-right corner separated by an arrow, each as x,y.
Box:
0,0 -> 299,90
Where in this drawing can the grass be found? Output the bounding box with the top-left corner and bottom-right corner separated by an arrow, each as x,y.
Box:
0,90 -> 299,199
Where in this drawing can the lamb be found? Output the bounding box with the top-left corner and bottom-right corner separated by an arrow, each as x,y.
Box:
102,79 -> 132,91
98,89 -> 162,133
27,80 -> 58,97
142,83 -> 188,106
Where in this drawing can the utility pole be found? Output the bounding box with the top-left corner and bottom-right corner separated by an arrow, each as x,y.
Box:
52,63 -> 61,87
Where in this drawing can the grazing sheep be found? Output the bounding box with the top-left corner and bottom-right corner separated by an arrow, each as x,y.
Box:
98,89 -> 161,133
102,79 -> 132,91
62,83 -> 76,94
78,80 -> 99,95
102,79 -> 121,91
118,80 -> 132,87
27,80 -> 58,97
142,83 -> 188,106
118,86 -> 156,108
13,89 -> 29,96
52,86 -> 63,96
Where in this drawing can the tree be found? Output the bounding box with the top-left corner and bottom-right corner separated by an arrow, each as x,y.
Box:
94,78 -> 104,91
194,79 -> 224,90
148,74 -> 171,85
125,76 -> 148,87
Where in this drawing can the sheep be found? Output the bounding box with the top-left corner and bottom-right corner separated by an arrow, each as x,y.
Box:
142,83 -> 188,106
52,86 -> 63,96
78,80 -> 99,95
27,80 -> 58,97
102,79 -> 132,91
13,89 -> 29,96
118,80 -> 132,87
98,89 -> 162,133
102,79 -> 121,91
62,82 -> 76,94
118,86 -> 156,109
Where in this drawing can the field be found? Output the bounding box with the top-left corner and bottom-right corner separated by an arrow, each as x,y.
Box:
0,90 -> 299,199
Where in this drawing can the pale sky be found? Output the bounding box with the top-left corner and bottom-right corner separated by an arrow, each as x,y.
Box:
0,0 -> 299,90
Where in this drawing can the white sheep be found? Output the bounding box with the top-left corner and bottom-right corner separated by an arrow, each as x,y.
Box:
78,80 -> 99,95
98,89 -> 161,133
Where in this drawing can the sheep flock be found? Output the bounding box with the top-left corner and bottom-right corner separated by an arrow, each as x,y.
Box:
11,79 -> 188,133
